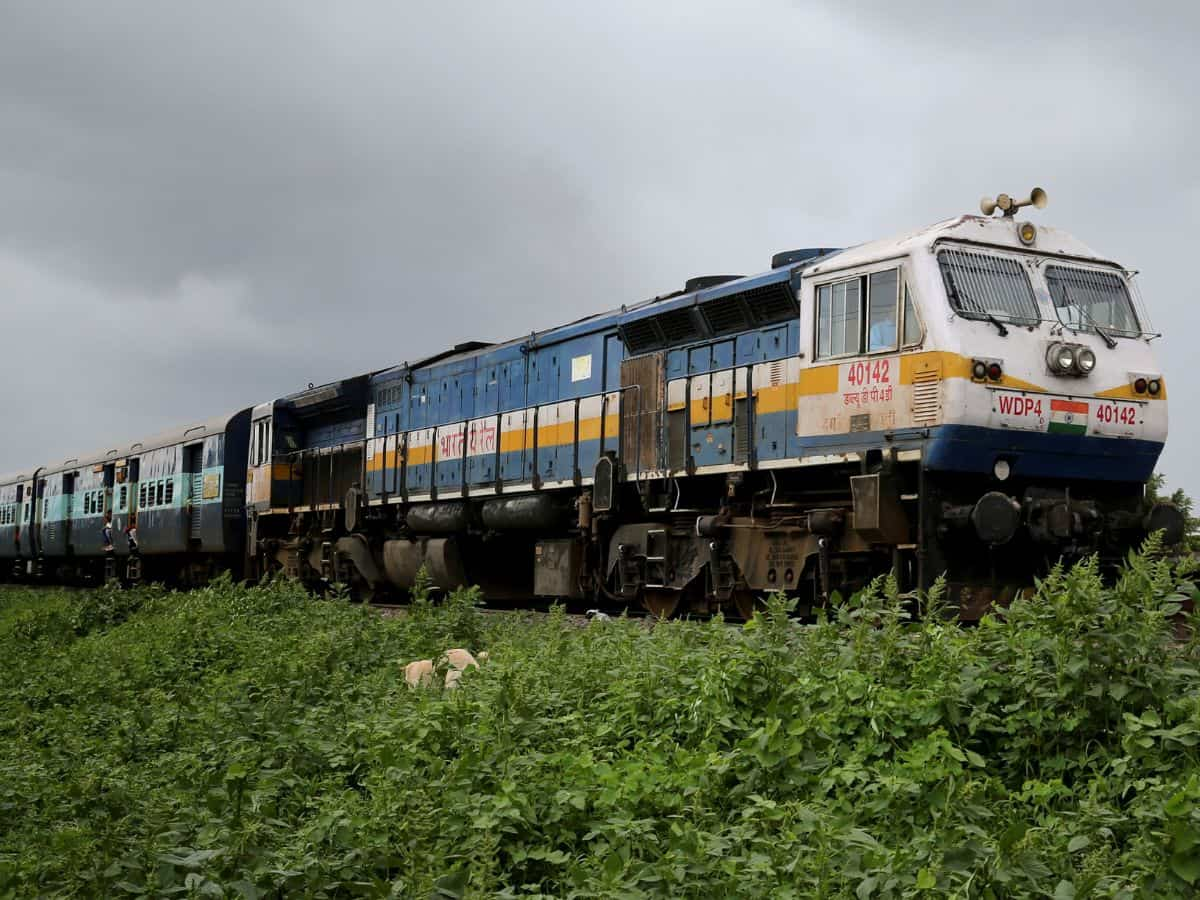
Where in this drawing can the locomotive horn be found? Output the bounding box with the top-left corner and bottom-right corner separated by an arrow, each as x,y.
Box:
980,193 -> 1013,216
1010,186 -> 1048,213
981,187 -> 1047,217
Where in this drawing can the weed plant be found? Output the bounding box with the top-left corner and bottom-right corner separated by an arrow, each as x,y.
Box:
1,542 -> 1199,897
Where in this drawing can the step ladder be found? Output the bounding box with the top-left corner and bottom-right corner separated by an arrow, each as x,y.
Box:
616,543 -> 642,599
283,548 -> 302,581
319,541 -> 335,582
645,529 -> 668,588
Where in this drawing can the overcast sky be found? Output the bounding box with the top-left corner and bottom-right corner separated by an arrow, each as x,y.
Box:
1,0 -> 1196,495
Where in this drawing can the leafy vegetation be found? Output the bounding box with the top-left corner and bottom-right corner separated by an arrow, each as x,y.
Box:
1,545 -> 1200,898
1148,473 -> 1199,550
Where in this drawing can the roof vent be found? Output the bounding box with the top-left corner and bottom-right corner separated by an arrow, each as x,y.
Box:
453,341 -> 492,353
684,275 -> 742,293
771,248 -> 840,269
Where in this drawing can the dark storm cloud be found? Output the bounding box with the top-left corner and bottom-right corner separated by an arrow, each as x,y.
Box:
1,0 -> 1197,493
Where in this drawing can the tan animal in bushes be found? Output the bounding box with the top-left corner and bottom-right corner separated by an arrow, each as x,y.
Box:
404,648 -> 489,689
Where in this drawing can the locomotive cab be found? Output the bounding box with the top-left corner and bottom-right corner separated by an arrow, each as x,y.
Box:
831,194 -> 1177,598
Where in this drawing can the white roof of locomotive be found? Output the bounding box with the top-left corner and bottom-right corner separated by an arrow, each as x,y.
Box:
804,215 -> 1116,278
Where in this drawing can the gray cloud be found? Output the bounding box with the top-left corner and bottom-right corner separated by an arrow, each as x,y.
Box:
1,0 -> 1196,496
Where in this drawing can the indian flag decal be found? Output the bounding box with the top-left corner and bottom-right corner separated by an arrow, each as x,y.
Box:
1048,399 -> 1088,435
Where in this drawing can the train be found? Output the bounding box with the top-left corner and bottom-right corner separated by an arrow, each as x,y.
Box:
1,191 -> 1184,617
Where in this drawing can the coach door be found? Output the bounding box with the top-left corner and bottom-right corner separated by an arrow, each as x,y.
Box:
60,472 -> 76,552
186,444 -> 204,541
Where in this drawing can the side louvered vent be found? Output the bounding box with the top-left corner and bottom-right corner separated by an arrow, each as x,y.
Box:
911,370 -> 942,426
621,318 -> 662,354
733,399 -> 751,464
767,360 -> 785,386
701,295 -> 751,335
743,282 -> 798,324
655,307 -> 702,344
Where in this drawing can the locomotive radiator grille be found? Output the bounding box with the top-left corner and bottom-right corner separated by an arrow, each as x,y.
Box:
911,369 -> 942,426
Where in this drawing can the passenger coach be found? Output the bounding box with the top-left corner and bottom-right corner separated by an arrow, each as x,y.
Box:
2,410 -> 250,583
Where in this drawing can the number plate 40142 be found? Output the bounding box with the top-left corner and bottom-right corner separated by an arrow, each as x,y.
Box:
1092,399 -> 1142,436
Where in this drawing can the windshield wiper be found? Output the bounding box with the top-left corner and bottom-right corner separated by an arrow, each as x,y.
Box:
983,312 -> 1010,338
1059,286 -> 1118,349
946,271 -> 1008,336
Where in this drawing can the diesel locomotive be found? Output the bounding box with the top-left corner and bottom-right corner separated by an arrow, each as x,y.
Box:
1,192 -> 1184,616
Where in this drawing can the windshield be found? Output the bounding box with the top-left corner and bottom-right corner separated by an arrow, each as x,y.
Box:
1044,265 -> 1140,337
937,248 -> 1041,325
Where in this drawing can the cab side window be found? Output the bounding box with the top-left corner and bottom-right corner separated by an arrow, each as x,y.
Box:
816,278 -> 862,358
250,419 -> 272,466
902,283 -> 924,347
816,268 -> 907,359
867,270 -> 898,352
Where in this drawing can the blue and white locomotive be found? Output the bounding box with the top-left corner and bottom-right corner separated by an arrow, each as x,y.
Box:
2,191 -> 1183,614
243,190 -> 1179,616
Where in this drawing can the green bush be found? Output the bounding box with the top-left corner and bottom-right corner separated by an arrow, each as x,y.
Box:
0,545 -> 1198,897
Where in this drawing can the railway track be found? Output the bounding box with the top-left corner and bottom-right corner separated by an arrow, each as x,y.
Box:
364,597 -> 740,625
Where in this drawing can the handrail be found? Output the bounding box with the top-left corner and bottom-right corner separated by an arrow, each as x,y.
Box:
617,383 -> 642,490
261,385 -> 635,502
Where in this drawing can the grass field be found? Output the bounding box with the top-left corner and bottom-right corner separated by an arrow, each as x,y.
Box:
2,545 -> 1199,898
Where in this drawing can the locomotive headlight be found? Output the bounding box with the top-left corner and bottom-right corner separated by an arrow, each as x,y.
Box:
1017,221 -> 1037,246
1075,347 -> 1096,374
993,459 -> 1011,481
1047,342 -> 1076,374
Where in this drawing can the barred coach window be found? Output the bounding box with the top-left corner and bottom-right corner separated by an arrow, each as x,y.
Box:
938,248 -> 1040,325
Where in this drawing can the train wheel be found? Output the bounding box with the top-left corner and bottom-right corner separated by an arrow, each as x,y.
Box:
733,590 -> 763,622
641,588 -> 680,619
